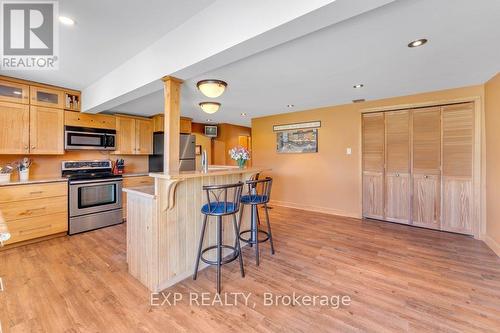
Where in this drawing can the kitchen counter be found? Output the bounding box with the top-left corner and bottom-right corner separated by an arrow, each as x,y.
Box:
0,177 -> 67,187
149,166 -> 267,180
125,166 -> 267,292
122,185 -> 155,199
122,172 -> 150,177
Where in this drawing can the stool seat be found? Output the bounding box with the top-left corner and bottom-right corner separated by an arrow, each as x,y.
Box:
241,194 -> 268,204
201,202 -> 237,215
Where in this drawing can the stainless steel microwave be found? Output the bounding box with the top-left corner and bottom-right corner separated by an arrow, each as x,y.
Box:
64,126 -> 116,151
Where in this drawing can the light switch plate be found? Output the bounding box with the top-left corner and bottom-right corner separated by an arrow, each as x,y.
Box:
346,147 -> 352,155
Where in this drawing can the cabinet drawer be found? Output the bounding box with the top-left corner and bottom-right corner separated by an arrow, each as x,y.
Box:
123,176 -> 154,187
0,182 -> 67,203
3,212 -> 68,245
0,196 -> 67,221
65,110 -> 116,129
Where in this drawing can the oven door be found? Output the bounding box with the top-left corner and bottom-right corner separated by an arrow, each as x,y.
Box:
69,179 -> 122,217
65,130 -> 116,150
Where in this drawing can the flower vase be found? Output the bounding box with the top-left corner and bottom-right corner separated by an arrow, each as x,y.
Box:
237,159 -> 246,169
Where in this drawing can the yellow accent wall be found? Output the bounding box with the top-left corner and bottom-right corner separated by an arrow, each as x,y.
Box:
485,73 -> 500,255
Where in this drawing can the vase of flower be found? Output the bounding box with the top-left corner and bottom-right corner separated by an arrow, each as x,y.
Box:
229,146 -> 250,169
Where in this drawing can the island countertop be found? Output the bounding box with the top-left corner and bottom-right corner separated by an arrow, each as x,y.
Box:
149,166 -> 268,180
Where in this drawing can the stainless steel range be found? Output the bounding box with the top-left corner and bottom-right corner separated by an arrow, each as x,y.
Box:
62,160 -> 123,235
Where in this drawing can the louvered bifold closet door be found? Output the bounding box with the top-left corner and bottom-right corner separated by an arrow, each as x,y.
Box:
412,107 -> 441,230
384,110 -> 410,224
362,113 -> 385,220
441,103 -> 474,235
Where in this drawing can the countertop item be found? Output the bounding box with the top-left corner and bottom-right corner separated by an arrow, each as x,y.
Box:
0,177 -> 68,187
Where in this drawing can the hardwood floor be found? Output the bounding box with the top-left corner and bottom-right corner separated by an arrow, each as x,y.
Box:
0,206 -> 499,332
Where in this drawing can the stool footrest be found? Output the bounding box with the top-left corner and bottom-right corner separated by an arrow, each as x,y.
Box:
239,229 -> 270,244
201,245 -> 239,266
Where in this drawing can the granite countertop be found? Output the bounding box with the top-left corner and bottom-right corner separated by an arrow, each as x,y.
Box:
122,185 -> 155,199
0,177 -> 68,187
149,166 -> 268,180
122,172 -> 150,177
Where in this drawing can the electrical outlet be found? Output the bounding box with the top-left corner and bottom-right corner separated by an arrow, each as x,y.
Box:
346,147 -> 352,155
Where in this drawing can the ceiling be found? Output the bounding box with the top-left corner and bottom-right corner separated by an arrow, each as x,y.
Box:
1,0 -> 215,89
111,0 -> 500,126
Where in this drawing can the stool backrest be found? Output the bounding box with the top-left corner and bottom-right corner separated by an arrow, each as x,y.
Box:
245,177 -> 272,203
202,182 -> 244,215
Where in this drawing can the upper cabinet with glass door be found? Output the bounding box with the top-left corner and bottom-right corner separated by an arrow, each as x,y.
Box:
0,79 -> 30,104
30,86 -> 64,109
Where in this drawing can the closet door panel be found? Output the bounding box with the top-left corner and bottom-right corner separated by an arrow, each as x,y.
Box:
362,171 -> 384,219
362,113 -> 384,219
384,111 -> 410,223
412,174 -> 440,229
441,103 -> 474,235
385,173 -> 410,223
412,107 -> 441,229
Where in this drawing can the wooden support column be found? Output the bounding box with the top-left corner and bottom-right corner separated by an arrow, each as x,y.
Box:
162,76 -> 183,173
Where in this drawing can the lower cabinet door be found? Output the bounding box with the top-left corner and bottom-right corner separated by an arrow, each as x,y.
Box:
4,212 -> 68,245
362,171 -> 384,220
385,172 -> 410,224
442,177 -> 473,235
412,174 -> 440,230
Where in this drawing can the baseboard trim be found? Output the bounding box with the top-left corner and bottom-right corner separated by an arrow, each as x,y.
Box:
484,234 -> 500,257
269,200 -> 361,219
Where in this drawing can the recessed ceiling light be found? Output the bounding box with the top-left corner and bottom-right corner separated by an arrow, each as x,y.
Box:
59,16 -> 75,26
287,104 -> 294,108
353,84 -> 364,89
408,38 -> 428,48
240,112 -> 247,116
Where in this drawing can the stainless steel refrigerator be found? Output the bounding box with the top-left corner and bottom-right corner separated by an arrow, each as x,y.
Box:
149,133 -> 196,172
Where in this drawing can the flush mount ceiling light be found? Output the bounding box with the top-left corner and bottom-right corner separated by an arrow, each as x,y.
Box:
199,102 -> 221,114
197,80 -> 227,98
408,38 -> 428,48
59,16 -> 75,26
287,104 -> 294,108
206,119 -> 213,122
353,84 -> 364,89
240,112 -> 247,116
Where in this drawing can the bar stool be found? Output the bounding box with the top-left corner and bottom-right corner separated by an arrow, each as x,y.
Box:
238,177 -> 275,266
193,182 -> 245,294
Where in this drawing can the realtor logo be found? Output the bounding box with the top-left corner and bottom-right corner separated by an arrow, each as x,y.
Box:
1,1 -> 59,70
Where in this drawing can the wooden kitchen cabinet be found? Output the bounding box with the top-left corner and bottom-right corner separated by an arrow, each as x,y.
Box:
0,79 -> 29,104
180,117 -> 192,134
30,86 -> 64,109
64,110 -> 116,130
135,119 -> 153,154
0,101 -> 30,154
29,106 -> 64,154
152,114 -> 164,132
114,116 -> 153,155
0,181 -> 68,247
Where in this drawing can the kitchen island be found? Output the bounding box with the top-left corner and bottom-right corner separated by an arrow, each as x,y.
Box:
123,166 -> 266,292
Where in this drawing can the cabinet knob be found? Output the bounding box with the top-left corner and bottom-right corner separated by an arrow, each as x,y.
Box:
24,145 -> 28,149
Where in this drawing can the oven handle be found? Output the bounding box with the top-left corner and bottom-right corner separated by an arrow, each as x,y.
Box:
70,178 -> 123,185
